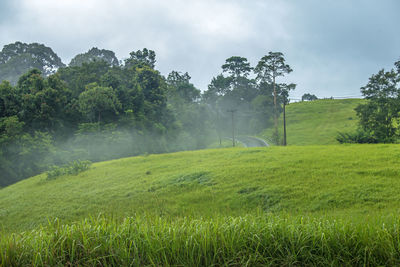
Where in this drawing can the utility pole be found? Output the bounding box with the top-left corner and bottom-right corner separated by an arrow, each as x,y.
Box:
283,100 -> 287,146
216,108 -> 222,146
281,84 -> 294,146
227,109 -> 237,147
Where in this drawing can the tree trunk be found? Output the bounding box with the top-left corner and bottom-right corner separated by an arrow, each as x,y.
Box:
273,75 -> 278,144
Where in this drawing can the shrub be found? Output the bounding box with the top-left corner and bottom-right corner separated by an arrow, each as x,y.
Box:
46,160 -> 92,180
336,129 -> 378,144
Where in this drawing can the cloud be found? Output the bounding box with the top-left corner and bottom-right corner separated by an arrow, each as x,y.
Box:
0,0 -> 399,96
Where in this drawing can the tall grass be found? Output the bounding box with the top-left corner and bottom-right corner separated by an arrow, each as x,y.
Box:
2,214 -> 400,266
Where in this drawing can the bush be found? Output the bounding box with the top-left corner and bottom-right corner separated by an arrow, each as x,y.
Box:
336,129 -> 378,144
46,160 -> 92,180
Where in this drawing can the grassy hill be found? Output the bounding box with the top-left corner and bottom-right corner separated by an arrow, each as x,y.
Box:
2,144 -> 400,265
1,144 -> 400,233
262,98 -> 365,145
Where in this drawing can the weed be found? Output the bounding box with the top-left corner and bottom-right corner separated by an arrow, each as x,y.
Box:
46,160 -> 92,180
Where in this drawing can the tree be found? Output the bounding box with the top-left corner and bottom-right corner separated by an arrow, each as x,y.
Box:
0,42 -> 65,85
69,47 -> 119,67
221,56 -> 252,86
58,60 -> 110,97
17,70 -> 71,133
0,81 -> 20,118
255,52 -> 292,144
167,71 -> 200,103
355,64 -> 400,142
125,48 -> 156,69
203,74 -> 233,103
279,83 -> 296,146
204,56 -> 262,138
302,93 -> 318,101
78,83 -> 121,123
136,67 -> 167,120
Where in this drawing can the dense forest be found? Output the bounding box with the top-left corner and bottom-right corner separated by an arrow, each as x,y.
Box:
0,42 -> 292,187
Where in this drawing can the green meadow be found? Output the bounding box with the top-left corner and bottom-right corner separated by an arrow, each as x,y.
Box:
262,98 -> 365,145
2,144 -> 400,265
2,144 -> 400,232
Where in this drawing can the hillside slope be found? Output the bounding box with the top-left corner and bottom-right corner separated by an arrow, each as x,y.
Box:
262,99 -> 365,145
1,144 -> 400,232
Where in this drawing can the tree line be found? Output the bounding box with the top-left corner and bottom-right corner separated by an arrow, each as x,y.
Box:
0,48 -> 293,187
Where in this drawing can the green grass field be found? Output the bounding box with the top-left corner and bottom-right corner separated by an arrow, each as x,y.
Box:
262,98 -> 365,145
2,144 -> 400,265
1,144 -> 400,233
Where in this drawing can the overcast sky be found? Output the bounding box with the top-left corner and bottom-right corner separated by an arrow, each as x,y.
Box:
0,0 -> 399,99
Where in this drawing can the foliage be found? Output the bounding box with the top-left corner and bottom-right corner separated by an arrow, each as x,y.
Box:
0,115 -> 55,186
167,71 -> 200,103
355,61 -> 400,143
0,42 -> 65,85
302,93 -> 318,101
254,52 -> 293,144
69,47 -> 119,67
0,47 -> 197,186
254,52 -> 292,83
336,129 -> 378,144
124,48 -> 156,69
203,52 -> 295,139
78,83 -> 121,123
57,60 -> 111,97
166,71 -> 213,150
221,56 -> 252,80
46,160 -> 92,180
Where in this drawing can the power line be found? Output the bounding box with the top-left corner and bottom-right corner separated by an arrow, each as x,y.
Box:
289,96 -> 364,102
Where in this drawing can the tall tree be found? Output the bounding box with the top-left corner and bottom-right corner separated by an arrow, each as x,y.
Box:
255,52 -> 292,144
278,83 -> 296,146
125,48 -> 156,69
221,56 -> 252,87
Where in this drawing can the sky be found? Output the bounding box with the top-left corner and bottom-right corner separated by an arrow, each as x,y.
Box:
0,0 -> 399,100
